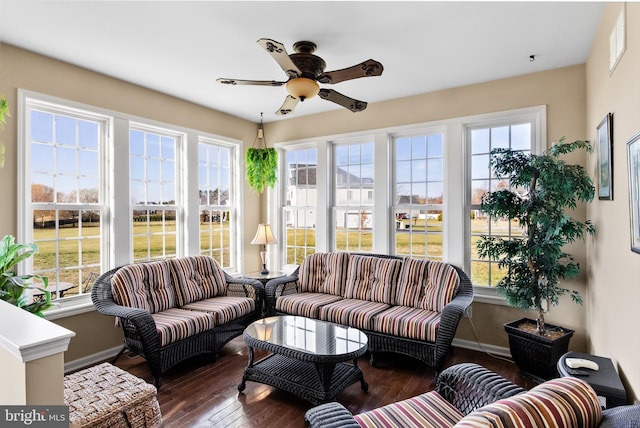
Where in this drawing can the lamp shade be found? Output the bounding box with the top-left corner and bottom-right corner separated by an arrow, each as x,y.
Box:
285,77 -> 320,101
251,224 -> 277,245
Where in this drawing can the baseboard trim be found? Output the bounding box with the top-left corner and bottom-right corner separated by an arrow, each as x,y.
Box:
452,338 -> 512,358
64,345 -> 122,373
65,340 -> 510,373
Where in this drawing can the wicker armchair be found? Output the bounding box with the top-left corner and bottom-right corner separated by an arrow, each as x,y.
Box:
265,253 -> 474,372
305,363 -> 640,427
91,261 -> 262,388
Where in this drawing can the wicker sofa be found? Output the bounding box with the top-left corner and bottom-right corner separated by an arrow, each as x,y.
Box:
91,255 -> 263,387
305,362 -> 640,427
265,252 -> 473,371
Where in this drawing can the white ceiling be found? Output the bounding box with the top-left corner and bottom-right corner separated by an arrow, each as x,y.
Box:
0,1 -> 605,123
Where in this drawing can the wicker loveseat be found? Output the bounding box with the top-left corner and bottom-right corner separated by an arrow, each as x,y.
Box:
265,252 -> 473,372
305,362 -> 640,427
92,255 -> 263,387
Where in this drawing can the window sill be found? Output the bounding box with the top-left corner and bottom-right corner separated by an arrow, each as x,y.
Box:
43,294 -> 95,321
472,286 -> 509,306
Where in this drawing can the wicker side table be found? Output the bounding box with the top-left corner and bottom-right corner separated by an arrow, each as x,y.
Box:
64,362 -> 162,428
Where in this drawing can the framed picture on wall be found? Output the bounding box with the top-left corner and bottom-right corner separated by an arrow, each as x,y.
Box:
597,113 -> 613,200
627,132 -> 640,254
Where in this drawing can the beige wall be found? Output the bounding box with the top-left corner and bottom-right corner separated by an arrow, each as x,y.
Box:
586,2 -> 640,401
4,20 -> 636,400
266,65 -> 590,353
0,43 -> 262,361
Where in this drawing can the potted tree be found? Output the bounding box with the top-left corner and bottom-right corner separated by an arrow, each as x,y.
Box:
477,138 -> 595,380
1,235 -> 52,317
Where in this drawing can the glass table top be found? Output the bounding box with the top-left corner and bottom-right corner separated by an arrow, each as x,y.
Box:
244,315 -> 368,357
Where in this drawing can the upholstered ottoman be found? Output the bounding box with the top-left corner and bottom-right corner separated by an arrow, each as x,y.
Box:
64,362 -> 162,428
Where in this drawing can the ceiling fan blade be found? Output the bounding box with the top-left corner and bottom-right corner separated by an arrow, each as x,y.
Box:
275,95 -> 300,116
257,38 -> 302,79
318,89 -> 368,112
317,59 -> 383,84
217,78 -> 285,87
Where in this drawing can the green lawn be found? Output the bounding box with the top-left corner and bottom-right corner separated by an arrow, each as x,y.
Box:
31,217 -> 513,299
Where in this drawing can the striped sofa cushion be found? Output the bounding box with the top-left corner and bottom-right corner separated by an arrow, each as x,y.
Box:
112,263 -> 150,311
456,377 -> 603,428
373,305 -> 441,342
143,260 -> 177,313
298,252 -> 350,295
275,292 -> 343,318
344,256 -> 402,304
168,256 -> 227,306
112,261 -> 177,313
319,298 -> 390,331
355,391 -> 464,428
396,257 -> 429,307
151,308 -> 216,347
419,261 -> 460,312
182,296 -> 255,325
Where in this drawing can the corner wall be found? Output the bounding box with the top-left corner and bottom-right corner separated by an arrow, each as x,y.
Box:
586,2 -> 640,401
266,65 -> 590,353
0,43 -> 262,363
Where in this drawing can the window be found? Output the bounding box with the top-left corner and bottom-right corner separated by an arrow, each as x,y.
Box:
275,105 -> 545,302
25,101 -> 108,300
19,91 -> 242,313
393,132 -> 444,260
333,141 -> 374,252
198,139 -> 236,268
282,146 -> 317,265
130,126 -> 180,262
468,123 -> 533,287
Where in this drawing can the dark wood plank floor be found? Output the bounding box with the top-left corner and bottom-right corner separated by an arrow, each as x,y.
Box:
115,337 -> 536,428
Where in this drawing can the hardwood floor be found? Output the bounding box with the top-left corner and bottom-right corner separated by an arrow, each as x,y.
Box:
115,337 -> 536,427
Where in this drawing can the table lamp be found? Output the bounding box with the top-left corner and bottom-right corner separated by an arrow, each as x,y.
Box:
251,223 -> 277,274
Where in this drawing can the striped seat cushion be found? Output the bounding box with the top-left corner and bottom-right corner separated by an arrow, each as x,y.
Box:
182,296 -> 255,325
151,308 -> 216,347
456,377 -> 603,428
344,256 -> 402,305
373,305 -> 441,342
355,391 -> 464,428
319,299 -> 390,331
419,261 -> 460,312
298,252 -> 350,296
275,292 -> 343,318
168,256 -> 228,306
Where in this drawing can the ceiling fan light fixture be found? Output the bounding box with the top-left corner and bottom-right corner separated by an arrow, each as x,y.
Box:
285,77 -> 320,101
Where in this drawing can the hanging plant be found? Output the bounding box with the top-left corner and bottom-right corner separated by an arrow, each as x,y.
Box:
246,113 -> 278,193
246,147 -> 278,193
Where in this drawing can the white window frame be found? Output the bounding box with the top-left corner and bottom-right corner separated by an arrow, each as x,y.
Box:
280,144 -> 319,266
197,137 -> 240,271
129,123 -> 185,263
331,136 -> 376,253
17,90 -> 243,319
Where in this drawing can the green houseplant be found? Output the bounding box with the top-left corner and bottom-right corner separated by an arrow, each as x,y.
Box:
0,235 -> 52,317
246,113 -> 278,193
477,138 -> 595,378
246,147 -> 278,193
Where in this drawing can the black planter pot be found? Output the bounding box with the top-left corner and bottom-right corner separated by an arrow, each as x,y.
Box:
504,317 -> 574,382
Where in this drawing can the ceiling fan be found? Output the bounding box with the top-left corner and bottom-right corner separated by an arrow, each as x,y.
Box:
217,38 -> 384,116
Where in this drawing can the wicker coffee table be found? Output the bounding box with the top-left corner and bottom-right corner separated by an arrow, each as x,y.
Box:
238,315 -> 369,404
